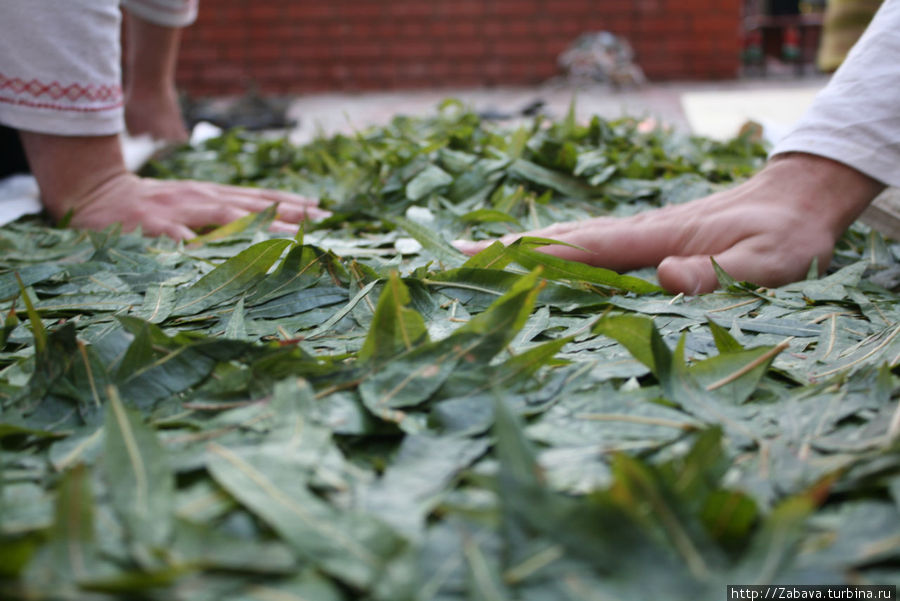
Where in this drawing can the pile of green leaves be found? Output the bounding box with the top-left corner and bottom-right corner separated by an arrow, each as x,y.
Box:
2,102 -> 899,600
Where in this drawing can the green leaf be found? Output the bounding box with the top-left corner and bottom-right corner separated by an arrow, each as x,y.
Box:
462,240 -> 516,270
451,268 -> 543,362
358,272 -> 428,363
506,239 -> 662,294
392,216 -> 467,266
134,283 -> 176,323
103,386 -> 175,551
186,203 -> 279,245
206,443 -> 407,589
173,238 -> 293,316
223,295 -> 248,340
407,164 -> 454,200
46,464 -> 99,584
358,270 -> 542,418
510,159 -> 598,199
365,434 -> 489,537
0,264 -> 65,301
689,342 -> 787,405
707,318 -> 744,353
459,209 -> 522,225
15,272 -> 46,354
593,314 -> 672,378
732,496 -> 815,584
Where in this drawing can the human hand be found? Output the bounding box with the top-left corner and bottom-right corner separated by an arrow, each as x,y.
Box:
454,154 -> 884,294
20,130 -> 329,241
61,173 -> 330,240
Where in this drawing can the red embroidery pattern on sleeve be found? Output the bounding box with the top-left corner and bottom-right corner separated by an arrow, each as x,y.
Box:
0,73 -> 123,113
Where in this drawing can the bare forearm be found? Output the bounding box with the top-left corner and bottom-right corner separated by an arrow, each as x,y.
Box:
18,131 -> 127,220
124,14 -> 183,97
123,13 -> 188,141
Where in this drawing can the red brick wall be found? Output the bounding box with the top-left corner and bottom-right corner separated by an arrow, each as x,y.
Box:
175,0 -> 742,96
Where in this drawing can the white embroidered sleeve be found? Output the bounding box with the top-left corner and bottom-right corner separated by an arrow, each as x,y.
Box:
0,0 -> 124,136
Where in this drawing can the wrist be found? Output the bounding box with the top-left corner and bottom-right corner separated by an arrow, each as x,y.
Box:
19,131 -> 131,221
761,152 -> 885,240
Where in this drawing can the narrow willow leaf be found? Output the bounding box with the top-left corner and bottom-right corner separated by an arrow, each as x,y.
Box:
690,343 -> 787,404
0,264 -> 64,301
732,496 -> 815,584
173,238 -> 293,316
707,318 -> 744,354
206,443 -> 406,589
134,283 -> 176,323
358,336 -> 471,419
224,295 -> 248,340
451,268 -> 543,362
494,396 -> 543,488
0,534 -> 37,579
806,256 -> 820,280
358,272 -> 428,363
507,241 -> 662,294
115,318 -> 156,381
246,243 -> 339,305
0,423 -> 61,440
15,273 -> 46,354
186,204 -> 279,245
711,257 -> 740,289
103,386 -> 175,550
392,216 -> 467,266
611,453 -> 714,581
667,337 -> 760,447
358,270 -> 543,416
502,336 -> 571,380
425,267 -> 601,311
246,285 -> 346,320
701,490 -> 758,548
593,314 -> 671,377
406,164 -> 453,201
365,434 -> 489,537
462,241 -> 515,270
510,158 -> 597,199
459,209 -> 521,225
307,279 -> 379,339
465,538 -> 510,601
169,518 -> 296,574
47,464 -> 98,583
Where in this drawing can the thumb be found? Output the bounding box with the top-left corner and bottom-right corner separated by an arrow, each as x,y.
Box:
657,254 -> 721,295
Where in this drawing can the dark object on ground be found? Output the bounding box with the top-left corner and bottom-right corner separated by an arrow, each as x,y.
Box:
478,99 -> 546,121
0,125 -> 30,177
181,90 -> 297,131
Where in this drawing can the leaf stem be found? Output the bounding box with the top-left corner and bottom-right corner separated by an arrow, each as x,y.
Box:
705,340 -> 791,391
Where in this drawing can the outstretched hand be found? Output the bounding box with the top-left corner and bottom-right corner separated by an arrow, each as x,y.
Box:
63,173 -> 329,241
20,130 -> 329,241
455,154 -> 884,294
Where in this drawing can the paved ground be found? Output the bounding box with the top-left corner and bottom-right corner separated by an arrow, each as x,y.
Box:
287,75 -> 831,145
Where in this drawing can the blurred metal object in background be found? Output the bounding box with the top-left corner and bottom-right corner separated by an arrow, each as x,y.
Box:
557,32 -> 646,89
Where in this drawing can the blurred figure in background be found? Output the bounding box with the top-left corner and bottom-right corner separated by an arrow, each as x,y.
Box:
818,0 -> 883,71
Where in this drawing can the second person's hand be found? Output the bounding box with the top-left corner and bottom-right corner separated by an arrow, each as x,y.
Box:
455,153 -> 884,294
